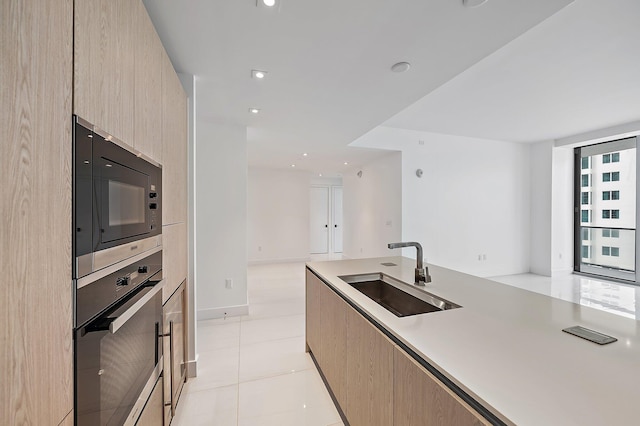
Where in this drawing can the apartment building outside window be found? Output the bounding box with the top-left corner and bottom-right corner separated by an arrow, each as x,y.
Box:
574,137 -> 638,282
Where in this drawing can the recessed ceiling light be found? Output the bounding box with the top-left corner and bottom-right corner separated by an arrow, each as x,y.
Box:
303,153 -> 308,157
344,162 -> 348,165
291,164 -> 296,168
251,69 -> 268,79
319,173 -> 323,177
262,0 -> 276,6
391,62 -> 411,73
463,0 -> 488,7
249,108 -> 260,114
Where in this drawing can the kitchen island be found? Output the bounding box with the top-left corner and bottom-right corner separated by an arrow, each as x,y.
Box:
306,256 -> 640,426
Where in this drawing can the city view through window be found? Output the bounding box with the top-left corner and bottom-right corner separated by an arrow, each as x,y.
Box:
576,138 -> 637,281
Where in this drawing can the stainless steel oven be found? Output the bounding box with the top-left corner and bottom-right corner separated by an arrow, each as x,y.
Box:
73,116 -> 162,278
74,249 -> 164,426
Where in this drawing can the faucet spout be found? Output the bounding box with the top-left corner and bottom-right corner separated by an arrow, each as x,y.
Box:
387,241 -> 431,286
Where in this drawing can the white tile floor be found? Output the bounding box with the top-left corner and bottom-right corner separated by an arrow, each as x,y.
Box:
173,261 -> 640,425
172,262 -> 344,426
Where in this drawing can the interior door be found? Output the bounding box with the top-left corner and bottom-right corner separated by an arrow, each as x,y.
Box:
310,187 -> 329,254
332,187 -> 343,253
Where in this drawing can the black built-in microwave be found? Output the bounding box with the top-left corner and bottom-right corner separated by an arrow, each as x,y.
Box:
73,116 -> 162,278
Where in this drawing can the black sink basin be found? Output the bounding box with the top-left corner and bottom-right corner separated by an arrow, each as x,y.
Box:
339,273 -> 460,317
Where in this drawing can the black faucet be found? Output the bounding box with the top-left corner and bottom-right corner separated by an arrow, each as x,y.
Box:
387,241 -> 431,286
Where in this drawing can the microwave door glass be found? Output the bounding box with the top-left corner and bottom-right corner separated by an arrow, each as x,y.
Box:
108,180 -> 145,226
97,158 -> 150,244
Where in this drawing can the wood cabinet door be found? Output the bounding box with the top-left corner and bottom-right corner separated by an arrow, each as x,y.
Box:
162,222 -> 187,303
305,269 -> 323,357
318,279 -> 348,410
1,0 -> 73,424
163,282 -> 186,424
133,0 -> 162,163
394,346 -> 489,426
74,0 -> 134,143
135,376 -> 164,426
346,308 -> 394,426
161,50 -> 188,226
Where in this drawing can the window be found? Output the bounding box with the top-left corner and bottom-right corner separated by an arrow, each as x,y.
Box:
581,192 -> 589,205
581,210 -> 589,223
574,138 -> 636,281
581,157 -> 590,169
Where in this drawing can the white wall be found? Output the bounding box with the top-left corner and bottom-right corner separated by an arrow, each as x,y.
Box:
247,168 -> 311,263
195,121 -> 248,319
529,140 -> 553,276
352,126 -> 531,277
177,72 -> 197,376
551,146 -> 574,274
342,152 -> 402,259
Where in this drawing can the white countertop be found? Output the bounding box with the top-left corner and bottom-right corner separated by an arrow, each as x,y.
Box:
306,256 -> 640,426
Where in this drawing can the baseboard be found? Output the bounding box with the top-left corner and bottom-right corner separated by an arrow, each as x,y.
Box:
185,355 -> 198,378
248,256 -> 310,265
197,304 -> 249,320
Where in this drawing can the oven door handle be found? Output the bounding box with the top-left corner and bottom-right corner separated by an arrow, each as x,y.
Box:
110,280 -> 164,334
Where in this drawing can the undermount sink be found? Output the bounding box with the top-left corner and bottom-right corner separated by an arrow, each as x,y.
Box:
339,273 -> 460,317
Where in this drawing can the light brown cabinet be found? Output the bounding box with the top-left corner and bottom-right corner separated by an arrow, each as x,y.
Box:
319,277 -> 349,410
346,307 -> 394,426
135,376 -> 164,426
1,0 -> 74,425
133,0 -> 163,163
394,347 -> 489,426
162,222 -> 188,303
305,268 -> 490,426
74,0 -> 135,144
305,269 -> 322,356
163,281 -> 187,425
161,50 -> 188,226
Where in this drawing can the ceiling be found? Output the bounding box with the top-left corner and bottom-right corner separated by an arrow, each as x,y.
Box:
143,0 -> 575,175
383,0 -> 640,143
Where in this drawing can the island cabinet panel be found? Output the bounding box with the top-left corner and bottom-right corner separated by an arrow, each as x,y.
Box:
346,308 -> 395,426
74,0 -> 135,144
161,50 -> 188,226
305,269 -> 323,357
394,347 -> 489,426
133,0 -> 163,163
1,0 -> 74,424
318,278 -> 348,409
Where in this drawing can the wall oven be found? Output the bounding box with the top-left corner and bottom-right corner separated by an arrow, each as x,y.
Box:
73,116 -> 162,278
74,249 -> 164,425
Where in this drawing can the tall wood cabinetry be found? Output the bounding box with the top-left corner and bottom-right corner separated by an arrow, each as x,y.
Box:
305,269 -> 489,426
74,0 -> 135,144
72,0 -> 189,424
1,1 -> 74,425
